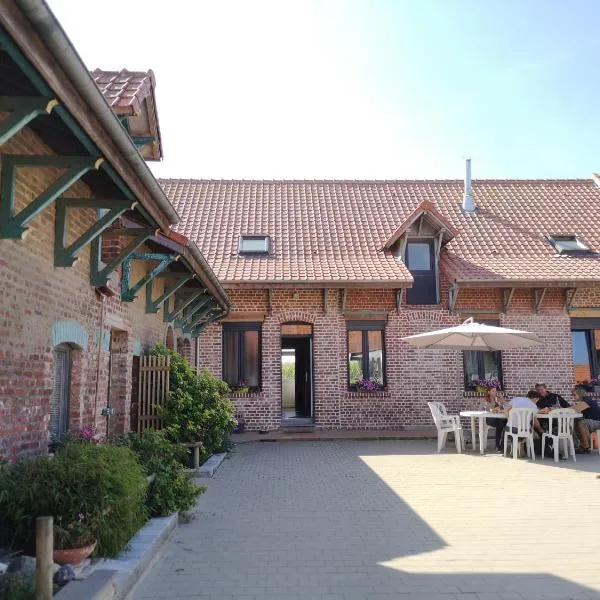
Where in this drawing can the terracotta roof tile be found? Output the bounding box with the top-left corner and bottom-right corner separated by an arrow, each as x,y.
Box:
91,69 -> 155,116
159,179 -> 600,286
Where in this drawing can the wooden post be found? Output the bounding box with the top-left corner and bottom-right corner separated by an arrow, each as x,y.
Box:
36,516 -> 53,600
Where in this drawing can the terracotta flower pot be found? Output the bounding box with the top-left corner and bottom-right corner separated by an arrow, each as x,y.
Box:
53,540 -> 96,565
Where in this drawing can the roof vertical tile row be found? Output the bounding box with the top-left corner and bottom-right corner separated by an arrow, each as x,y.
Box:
160,179 -> 600,285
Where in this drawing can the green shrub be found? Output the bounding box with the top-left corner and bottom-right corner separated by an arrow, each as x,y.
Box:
152,344 -> 235,454
0,573 -> 37,600
124,430 -> 205,516
0,443 -> 148,557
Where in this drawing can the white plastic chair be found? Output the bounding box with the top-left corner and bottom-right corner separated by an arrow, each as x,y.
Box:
504,408 -> 536,460
542,409 -> 576,463
428,401 -> 464,453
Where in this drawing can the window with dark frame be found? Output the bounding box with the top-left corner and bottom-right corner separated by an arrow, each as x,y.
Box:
347,321 -> 386,389
463,320 -> 503,390
239,235 -> 270,255
571,318 -> 600,384
405,240 -> 438,305
222,322 -> 262,391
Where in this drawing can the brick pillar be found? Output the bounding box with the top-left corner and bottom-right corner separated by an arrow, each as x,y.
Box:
108,330 -> 133,435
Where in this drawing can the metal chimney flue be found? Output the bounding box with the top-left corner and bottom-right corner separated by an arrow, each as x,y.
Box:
462,158 -> 476,212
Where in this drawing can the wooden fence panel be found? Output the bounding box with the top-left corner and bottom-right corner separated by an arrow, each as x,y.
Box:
137,355 -> 170,433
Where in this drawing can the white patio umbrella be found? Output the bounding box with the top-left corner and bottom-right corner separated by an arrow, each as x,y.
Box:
401,317 -> 542,351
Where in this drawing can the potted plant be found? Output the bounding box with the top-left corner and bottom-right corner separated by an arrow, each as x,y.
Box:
230,379 -> 250,394
53,512 -> 97,565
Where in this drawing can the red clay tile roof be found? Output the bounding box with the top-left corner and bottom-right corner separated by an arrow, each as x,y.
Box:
160,179 -> 600,286
91,69 -> 155,116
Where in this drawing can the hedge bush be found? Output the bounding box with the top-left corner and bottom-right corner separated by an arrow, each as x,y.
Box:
152,344 -> 235,454
123,430 -> 205,516
0,443 -> 148,557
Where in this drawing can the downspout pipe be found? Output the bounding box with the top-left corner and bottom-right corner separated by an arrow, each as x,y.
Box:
15,0 -> 180,227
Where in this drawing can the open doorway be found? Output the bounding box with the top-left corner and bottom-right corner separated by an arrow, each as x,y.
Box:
281,323 -> 313,423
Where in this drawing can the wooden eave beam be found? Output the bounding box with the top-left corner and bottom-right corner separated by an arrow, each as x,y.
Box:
0,95 -> 59,146
190,311 -> 223,337
565,288 -> 578,313
0,154 -> 103,238
90,227 -> 156,287
121,252 -> 178,302
145,274 -> 194,314
533,287 -> 548,314
448,283 -> 460,312
165,289 -> 207,323
183,303 -> 216,333
503,288 -> 516,313
54,198 -> 133,267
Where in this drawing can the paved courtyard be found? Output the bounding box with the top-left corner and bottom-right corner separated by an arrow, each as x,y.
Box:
133,440 -> 600,600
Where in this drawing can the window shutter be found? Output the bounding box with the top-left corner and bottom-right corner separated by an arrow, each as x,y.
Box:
50,347 -> 71,438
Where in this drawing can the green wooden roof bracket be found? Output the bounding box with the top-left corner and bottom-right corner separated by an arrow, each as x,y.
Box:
183,303 -> 216,333
181,294 -> 212,323
0,96 -> 59,146
131,135 -> 155,148
145,273 -> 194,314
90,227 -> 155,286
121,252 -> 176,302
0,154 -> 103,238
0,28 -> 160,233
191,311 -> 223,337
54,197 -> 133,267
164,289 -> 206,323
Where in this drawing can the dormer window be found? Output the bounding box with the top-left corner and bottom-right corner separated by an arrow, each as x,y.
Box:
548,235 -> 590,255
239,235 -> 270,255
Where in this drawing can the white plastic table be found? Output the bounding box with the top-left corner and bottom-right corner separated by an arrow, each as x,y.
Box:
459,410 -> 583,454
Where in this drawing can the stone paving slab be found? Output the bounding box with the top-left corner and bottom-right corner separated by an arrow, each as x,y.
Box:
132,440 -> 600,600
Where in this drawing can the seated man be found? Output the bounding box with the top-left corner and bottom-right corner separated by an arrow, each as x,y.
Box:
505,392 -> 544,435
535,383 -> 569,411
571,386 -> 600,455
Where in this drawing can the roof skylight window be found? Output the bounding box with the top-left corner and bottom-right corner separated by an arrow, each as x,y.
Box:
239,235 -> 270,255
548,235 -> 590,254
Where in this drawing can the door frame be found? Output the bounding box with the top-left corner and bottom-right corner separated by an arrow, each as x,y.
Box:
280,330 -> 314,423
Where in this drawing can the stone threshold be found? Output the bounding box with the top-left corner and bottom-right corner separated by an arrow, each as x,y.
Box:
233,427 -> 437,443
55,513 -> 178,600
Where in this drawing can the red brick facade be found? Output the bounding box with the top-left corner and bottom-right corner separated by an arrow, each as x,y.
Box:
197,286 -> 600,431
0,126 -> 195,459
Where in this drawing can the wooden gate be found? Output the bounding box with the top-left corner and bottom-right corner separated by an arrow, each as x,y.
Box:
137,355 -> 171,433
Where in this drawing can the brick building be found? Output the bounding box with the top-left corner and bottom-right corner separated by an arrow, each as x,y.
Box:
162,175 -> 600,432
0,2 -> 229,459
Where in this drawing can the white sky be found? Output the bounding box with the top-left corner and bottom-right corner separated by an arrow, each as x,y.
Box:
47,0 -> 600,180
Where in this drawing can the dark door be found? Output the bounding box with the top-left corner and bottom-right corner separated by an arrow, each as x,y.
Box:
406,240 -> 437,305
281,335 -> 313,420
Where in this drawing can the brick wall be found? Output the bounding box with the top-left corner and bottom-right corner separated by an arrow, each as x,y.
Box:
0,125 -> 175,459
197,285 -> 595,431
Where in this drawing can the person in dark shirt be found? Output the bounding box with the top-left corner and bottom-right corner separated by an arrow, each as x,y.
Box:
534,383 -> 569,411
572,386 -> 600,454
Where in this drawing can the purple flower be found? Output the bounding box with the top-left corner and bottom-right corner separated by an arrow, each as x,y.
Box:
356,378 -> 381,392
80,426 -> 94,440
77,513 -> 85,521
478,378 -> 501,391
